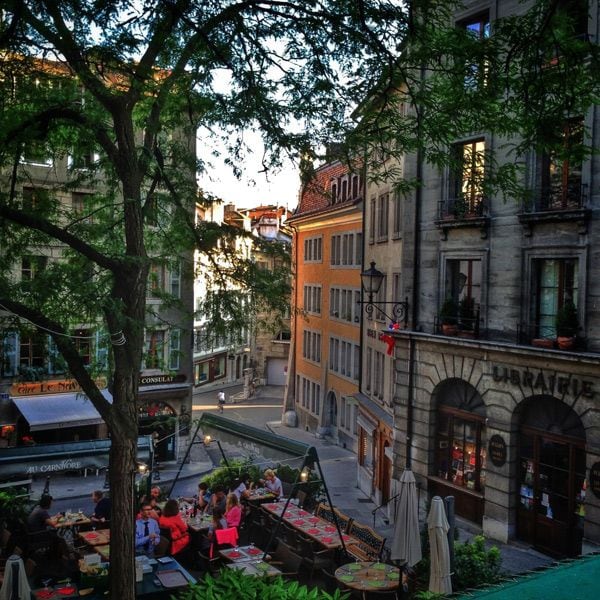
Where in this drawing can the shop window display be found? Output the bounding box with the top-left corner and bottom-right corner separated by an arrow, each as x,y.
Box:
435,408 -> 486,492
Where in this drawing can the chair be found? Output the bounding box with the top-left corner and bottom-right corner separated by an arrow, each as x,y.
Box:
269,540 -> 303,575
320,567 -> 344,595
315,503 -> 335,524
347,521 -> 386,561
196,548 -> 222,575
159,526 -> 173,554
211,527 -> 239,558
297,535 -> 335,579
363,589 -> 400,600
154,535 -> 171,558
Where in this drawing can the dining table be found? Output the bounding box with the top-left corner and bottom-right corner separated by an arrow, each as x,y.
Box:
182,512 -> 212,533
220,544 -> 281,577
334,561 -> 401,595
262,503 -> 359,550
78,529 -> 111,547
246,488 -> 276,504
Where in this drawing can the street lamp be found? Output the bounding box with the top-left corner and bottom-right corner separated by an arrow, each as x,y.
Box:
359,261 -> 410,325
203,434 -> 230,469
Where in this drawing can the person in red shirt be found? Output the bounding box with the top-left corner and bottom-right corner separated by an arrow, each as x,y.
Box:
158,499 -> 190,556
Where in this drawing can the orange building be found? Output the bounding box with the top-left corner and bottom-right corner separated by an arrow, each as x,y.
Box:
285,159 -> 364,451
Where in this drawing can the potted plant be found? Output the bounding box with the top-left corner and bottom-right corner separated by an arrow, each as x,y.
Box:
439,298 -> 459,336
555,300 -> 578,350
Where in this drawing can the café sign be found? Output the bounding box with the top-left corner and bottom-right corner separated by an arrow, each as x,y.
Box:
10,377 -> 107,397
26,457 -> 82,475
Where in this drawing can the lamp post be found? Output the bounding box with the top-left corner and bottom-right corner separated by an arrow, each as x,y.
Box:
203,434 -> 230,469
359,261 -> 410,325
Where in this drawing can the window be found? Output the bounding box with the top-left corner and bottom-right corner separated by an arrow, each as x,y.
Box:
304,236 -> 322,262
21,256 -> 47,281
340,397 -> 357,433
72,192 -> 94,223
145,330 -> 165,369
298,375 -> 321,415
19,333 -> 45,369
450,140 -> 485,216
148,263 -> 165,298
69,147 -> 98,170
302,329 -> 321,363
376,193 -> 389,241
330,232 -> 361,267
444,259 -> 481,333
370,275 -> 387,323
373,350 -> 385,400
73,329 -> 91,365
169,328 -> 181,370
532,258 -> 578,338
435,407 -> 486,492
330,286 -> 360,323
328,335 -> 360,382
21,141 -> 52,166
303,284 -> 322,314
170,263 -> 181,298
366,347 -> 372,391
541,118 -> 584,210
460,13 -> 490,89
22,187 -> 46,212
1,332 -> 18,377
369,198 -> 376,244
392,191 -> 402,238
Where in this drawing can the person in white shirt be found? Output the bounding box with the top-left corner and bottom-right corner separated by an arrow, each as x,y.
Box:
260,469 -> 283,498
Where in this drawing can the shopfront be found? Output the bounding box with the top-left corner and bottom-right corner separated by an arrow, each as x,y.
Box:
193,352 -> 227,386
391,335 -> 600,559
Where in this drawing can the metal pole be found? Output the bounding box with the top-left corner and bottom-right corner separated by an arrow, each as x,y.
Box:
167,420 -> 202,498
42,476 -> 50,495
444,495 -> 455,576
216,440 -> 230,469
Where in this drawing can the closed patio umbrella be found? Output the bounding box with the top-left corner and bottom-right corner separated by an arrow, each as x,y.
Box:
428,496 -> 452,595
390,469 -> 422,567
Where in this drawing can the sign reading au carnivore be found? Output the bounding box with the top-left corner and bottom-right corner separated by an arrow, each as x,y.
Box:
10,377 -> 107,396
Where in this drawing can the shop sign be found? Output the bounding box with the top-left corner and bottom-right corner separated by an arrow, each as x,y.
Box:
26,457 -> 82,475
488,434 -> 507,467
492,365 -> 595,399
10,377 -> 107,397
138,373 -> 186,385
590,462 -> 600,499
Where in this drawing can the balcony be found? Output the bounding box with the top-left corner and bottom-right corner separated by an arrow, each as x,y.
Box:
436,196 -> 489,240
519,184 -> 590,235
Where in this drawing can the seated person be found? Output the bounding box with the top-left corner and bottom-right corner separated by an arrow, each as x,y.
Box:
91,490 -> 111,523
135,503 -> 160,556
207,485 -> 226,515
199,507 -> 227,553
225,493 -> 242,528
230,473 -> 252,500
140,485 -> 163,521
260,469 -> 283,498
159,499 -> 190,556
27,495 -> 59,532
180,481 -> 212,514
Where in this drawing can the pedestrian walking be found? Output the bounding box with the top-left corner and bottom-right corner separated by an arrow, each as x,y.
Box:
217,390 -> 225,413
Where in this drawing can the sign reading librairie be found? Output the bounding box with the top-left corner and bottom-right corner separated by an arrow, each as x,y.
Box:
10,378 -> 107,397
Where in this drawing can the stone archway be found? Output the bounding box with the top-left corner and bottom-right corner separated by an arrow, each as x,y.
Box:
514,395 -> 586,558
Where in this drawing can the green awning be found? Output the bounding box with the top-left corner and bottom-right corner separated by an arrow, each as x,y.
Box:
457,554 -> 600,599
0,436 -> 152,480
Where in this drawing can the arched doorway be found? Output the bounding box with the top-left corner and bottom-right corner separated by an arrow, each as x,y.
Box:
138,401 -> 177,462
324,390 -> 337,435
236,356 -> 241,380
516,395 -> 586,558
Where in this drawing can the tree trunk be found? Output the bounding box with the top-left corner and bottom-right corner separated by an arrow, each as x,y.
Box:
105,365 -> 140,600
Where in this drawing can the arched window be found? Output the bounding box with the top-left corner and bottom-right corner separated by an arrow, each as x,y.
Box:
434,378 -> 486,492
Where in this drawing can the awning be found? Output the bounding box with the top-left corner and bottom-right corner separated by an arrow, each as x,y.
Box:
0,436 -> 152,480
12,389 -> 112,431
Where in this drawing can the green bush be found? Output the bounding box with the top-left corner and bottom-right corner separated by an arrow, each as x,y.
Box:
201,458 -> 261,490
453,535 -> 501,591
176,569 -> 350,600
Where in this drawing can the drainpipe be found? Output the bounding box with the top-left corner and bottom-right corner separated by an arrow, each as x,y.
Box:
406,64 -> 425,471
282,221 -> 299,427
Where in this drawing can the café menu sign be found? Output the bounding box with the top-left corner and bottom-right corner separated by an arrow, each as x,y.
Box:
488,435 -> 507,467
